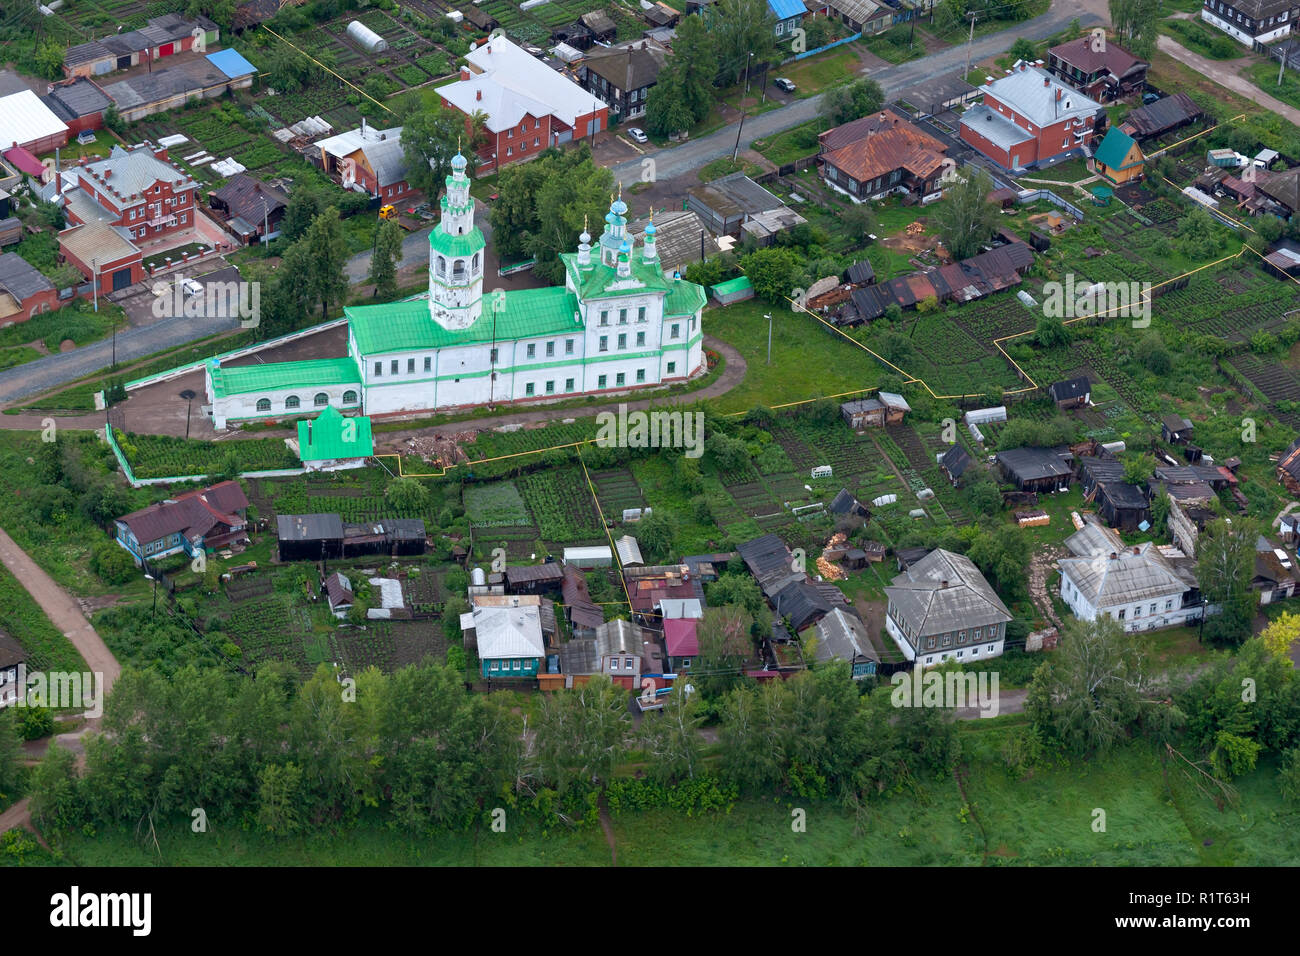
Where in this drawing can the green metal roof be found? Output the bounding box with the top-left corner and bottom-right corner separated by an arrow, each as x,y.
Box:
347,286 -> 581,355
664,277 -> 707,316
209,357 -> 362,398
1094,127 -> 1142,171
711,275 -> 753,295
296,406 -> 374,461
429,226 -> 486,257
560,252 -> 672,300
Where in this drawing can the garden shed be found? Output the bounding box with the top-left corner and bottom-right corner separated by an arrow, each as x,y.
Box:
276,513 -> 345,561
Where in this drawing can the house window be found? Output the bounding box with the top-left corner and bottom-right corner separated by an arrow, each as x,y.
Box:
391,360 -> 399,375
1149,604 -> 1157,615
666,361 -> 676,374
987,644 -> 994,653
973,628 -> 982,640
625,658 -> 634,669
545,380 -> 555,394
956,650 -> 963,658
424,357 -> 431,372
636,368 -> 645,382
1117,609 -> 1126,620
971,647 -> 979,656
525,383 -> 535,396
534,137 -> 540,148
565,378 -> 575,391
343,390 -> 358,404
617,333 -> 627,349
682,658 -> 691,668
636,331 -> 646,347
256,398 -> 271,412
314,393 -> 328,407
527,343 -> 536,358
1134,606 -> 1142,618
598,374 -> 607,388
609,659 -> 619,671
616,372 -> 625,386
565,339 -> 574,355
285,395 -> 300,409
407,358 -> 415,373
925,656 -> 934,665
599,336 -> 608,352
546,341 -> 554,357
1165,600 -> 1173,610
374,362 -> 382,376
926,636 -> 935,649
490,661 -> 499,672
670,323 -> 680,339
507,147 -> 513,157
958,630 -> 966,644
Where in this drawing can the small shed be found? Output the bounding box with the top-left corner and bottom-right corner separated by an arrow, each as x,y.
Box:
841,397 -> 885,429
346,20 -> 389,53
565,545 -> 613,568
845,259 -> 875,285
276,513 -> 345,562
1048,376 -> 1091,409
940,444 -> 972,484
1161,414 -> 1194,445
504,561 -> 565,594
711,275 -> 753,305
996,447 -> 1073,493
581,10 -> 617,41
615,534 -> 644,567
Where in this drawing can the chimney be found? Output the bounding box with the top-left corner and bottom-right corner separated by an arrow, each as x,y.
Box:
104,168 -> 112,179
1043,75 -> 1050,86
1056,88 -> 1063,102
1109,552 -> 1118,560
460,66 -> 471,80
1132,546 -> 1140,555
940,579 -> 949,588
476,89 -> 482,101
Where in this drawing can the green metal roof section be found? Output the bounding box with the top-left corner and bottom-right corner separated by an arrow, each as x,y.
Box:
664,277 -> 707,316
208,356 -> 362,397
1094,127 -> 1142,171
296,406 -> 374,461
347,286 -> 581,355
711,275 -> 753,295
560,252 -> 672,300
428,226 -> 486,257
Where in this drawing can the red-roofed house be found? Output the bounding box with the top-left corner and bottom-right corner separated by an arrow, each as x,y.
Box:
663,617 -> 699,671
3,146 -> 47,182
1045,36 -> 1148,102
819,112 -> 955,202
113,479 -> 250,565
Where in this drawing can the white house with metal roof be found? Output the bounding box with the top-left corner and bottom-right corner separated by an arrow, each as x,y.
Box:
884,548 -> 1013,667
205,153 -> 706,428
1058,516 -> 1203,631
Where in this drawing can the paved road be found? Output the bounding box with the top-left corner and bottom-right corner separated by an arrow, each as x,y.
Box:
609,0 -> 1106,187
0,265 -> 245,408
345,221 -> 436,283
1155,35 -> 1300,129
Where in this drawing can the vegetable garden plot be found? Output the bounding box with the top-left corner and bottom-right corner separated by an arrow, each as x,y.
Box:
1158,272 -> 1298,343
226,575 -> 274,604
729,481 -> 782,518
116,430 -> 299,479
221,595 -> 308,670
335,620 -> 448,673
473,526 -> 543,562
518,467 -> 606,540
1225,354 -> 1300,429
464,480 -> 532,525
591,468 -> 646,515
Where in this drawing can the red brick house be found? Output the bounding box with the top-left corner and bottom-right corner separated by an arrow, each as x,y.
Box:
0,252 -> 59,323
959,64 -> 1105,172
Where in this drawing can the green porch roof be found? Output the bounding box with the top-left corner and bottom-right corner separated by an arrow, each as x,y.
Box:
347,286 -> 581,355
209,357 -> 362,398
664,277 -> 707,316
296,406 -> 373,461
1094,127 -> 1142,171
429,226 -> 486,257
560,252 -> 672,300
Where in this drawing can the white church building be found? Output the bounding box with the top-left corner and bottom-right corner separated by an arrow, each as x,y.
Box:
205,152 -> 707,429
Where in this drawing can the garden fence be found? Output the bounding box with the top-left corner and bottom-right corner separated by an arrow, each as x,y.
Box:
1016,188 -> 1085,222
781,32 -> 864,63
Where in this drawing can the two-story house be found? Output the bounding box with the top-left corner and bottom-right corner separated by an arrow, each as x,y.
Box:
582,43 -> 666,122
113,480 -> 250,566
883,548 -> 1013,667
959,64 -> 1105,172
1202,0 -> 1298,48
314,120 -> 414,203
1058,517 -> 1205,631
1046,36 -> 1149,102
819,112 -> 955,202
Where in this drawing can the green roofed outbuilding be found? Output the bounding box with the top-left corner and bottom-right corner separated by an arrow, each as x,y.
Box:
296,405 -> 373,467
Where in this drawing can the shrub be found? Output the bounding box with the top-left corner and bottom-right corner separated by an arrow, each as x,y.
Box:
90,542 -> 137,585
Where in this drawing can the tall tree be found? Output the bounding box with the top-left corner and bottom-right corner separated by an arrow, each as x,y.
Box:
369,217 -> 403,300
637,684 -> 705,783
304,207 -> 349,320
712,0 -> 779,84
645,65 -> 700,138
822,78 -> 885,127
534,675 -> 629,795
400,101 -> 482,201
1197,517 -> 1258,647
932,167 -> 1000,260
671,13 -> 719,120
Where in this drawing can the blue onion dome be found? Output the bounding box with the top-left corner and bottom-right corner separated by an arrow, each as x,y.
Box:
645,218 -> 657,236
451,151 -> 467,171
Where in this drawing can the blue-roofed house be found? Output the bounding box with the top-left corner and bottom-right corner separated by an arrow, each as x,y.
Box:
768,0 -> 806,38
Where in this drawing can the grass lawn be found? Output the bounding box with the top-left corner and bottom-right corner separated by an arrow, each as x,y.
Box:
778,48 -> 861,94
861,25 -> 927,65
1247,60 -> 1300,111
698,157 -> 763,183
1027,156 -> 1092,184
752,119 -> 823,167
0,562 -> 88,675
704,299 -> 884,413
143,242 -> 211,272
1158,17 -> 1251,61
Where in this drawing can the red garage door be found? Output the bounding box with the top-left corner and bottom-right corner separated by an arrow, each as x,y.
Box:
159,43 -> 174,56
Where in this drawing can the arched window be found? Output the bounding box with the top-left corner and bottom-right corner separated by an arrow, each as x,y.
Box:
471,252 -> 480,272
314,392 -> 328,407
285,395 -> 300,410
256,398 -> 271,412
342,390 -> 358,404
452,259 -> 465,281
436,256 -> 446,277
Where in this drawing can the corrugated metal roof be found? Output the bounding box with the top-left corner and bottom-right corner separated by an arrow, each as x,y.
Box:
0,252 -> 55,302
474,602 -> 545,659
885,549 -> 1012,635
814,607 -> 877,665
0,90 -> 68,150
978,65 -> 1102,128
296,407 -> 373,461
209,357 -> 361,397
206,47 -> 258,80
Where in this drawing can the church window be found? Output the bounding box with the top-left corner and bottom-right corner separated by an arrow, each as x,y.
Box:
636,369 -> 645,383
343,390 -> 358,404
285,395 -> 300,410
525,383 -> 535,396
374,362 -> 382,376
472,253 -> 479,271
546,341 -> 554,357
527,344 -> 536,358
619,309 -> 627,324
617,333 -> 626,349
666,362 -> 676,375
314,393 -> 328,407
408,358 -> 415,374
565,339 -> 574,355
436,257 -> 446,277
670,323 -> 680,339
599,310 -> 609,326
616,372 -> 625,386
565,378 -> 574,391
489,348 -> 498,363
599,336 -> 608,352
598,374 -> 607,388
453,260 -> 465,280
546,380 -> 555,394
256,398 -> 271,412
637,307 -> 646,322
424,357 -> 431,372
636,332 -> 645,347
391,360 -> 399,374
690,317 -> 697,332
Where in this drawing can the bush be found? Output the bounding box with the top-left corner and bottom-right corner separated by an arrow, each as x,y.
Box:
90,542 -> 137,585
19,707 -> 55,741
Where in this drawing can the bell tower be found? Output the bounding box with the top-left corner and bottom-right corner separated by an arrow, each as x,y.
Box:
428,150 -> 486,330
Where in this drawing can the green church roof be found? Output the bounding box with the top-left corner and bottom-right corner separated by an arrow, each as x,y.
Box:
1094,127 -> 1142,171
296,406 -> 374,461
209,357 -> 362,398
428,226 -> 485,257
347,286 -> 581,355
664,277 -> 707,316
560,252 -> 672,300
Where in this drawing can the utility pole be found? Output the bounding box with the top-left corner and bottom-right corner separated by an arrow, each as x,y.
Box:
965,13 -> 978,80
765,313 -> 773,365
732,53 -> 755,163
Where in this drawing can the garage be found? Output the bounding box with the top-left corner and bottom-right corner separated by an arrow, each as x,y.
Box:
111,267 -> 132,291
117,55 -> 132,70
159,43 -> 174,56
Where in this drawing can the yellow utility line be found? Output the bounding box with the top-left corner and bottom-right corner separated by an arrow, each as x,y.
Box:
577,450 -> 635,610
263,26 -> 395,115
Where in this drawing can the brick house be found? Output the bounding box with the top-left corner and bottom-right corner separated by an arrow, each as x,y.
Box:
0,252 -> 59,324
959,64 -> 1105,172
314,120 -> 415,203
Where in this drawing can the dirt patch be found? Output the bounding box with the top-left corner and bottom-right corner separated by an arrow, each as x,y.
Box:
58,339 -> 76,353
1028,544 -> 1068,629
